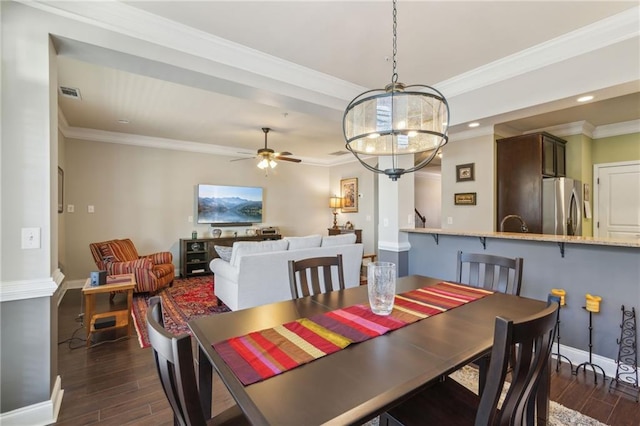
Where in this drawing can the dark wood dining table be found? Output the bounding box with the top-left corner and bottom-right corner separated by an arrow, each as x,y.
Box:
189,275 -> 549,425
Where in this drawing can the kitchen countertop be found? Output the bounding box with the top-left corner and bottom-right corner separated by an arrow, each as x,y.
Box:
401,228 -> 640,248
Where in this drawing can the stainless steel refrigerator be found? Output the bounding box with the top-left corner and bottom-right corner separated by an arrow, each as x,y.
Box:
542,177 -> 582,235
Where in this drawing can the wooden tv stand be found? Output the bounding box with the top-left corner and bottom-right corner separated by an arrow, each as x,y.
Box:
180,234 -> 282,278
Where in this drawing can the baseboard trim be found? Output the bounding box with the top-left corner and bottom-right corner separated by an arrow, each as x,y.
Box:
0,375 -> 63,425
554,343 -> 636,380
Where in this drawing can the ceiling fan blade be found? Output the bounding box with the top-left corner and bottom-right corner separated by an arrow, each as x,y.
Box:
276,151 -> 293,156
277,156 -> 302,163
230,157 -> 253,162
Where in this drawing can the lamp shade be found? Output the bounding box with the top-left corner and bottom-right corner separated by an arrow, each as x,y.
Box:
329,196 -> 343,209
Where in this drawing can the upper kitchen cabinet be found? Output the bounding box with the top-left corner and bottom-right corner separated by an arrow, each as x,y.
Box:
496,132 -> 567,233
541,133 -> 566,177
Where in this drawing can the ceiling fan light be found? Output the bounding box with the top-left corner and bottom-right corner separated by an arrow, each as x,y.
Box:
269,159 -> 277,168
257,158 -> 269,169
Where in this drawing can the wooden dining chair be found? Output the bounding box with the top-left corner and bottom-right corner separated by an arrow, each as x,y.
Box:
146,297 -> 248,426
457,251 -> 524,296
380,302 -> 558,426
288,254 -> 345,298
457,251 -> 524,395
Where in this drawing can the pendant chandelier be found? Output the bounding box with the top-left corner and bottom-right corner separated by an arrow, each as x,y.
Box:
342,0 -> 450,181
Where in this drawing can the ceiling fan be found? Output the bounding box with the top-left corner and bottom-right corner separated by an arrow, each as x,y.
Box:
233,128 -> 301,170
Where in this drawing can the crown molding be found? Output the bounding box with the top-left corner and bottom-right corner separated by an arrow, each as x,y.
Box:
25,0 -> 637,107
527,119 -> 639,139
593,119 -> 640,139
437,6 -> 639,97
449,125 -> 495,141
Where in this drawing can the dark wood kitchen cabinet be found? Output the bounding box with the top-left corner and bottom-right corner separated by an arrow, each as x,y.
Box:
496,132 -> 567,233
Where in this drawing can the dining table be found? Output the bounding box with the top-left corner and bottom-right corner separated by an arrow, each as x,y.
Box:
189,275 -> 549,425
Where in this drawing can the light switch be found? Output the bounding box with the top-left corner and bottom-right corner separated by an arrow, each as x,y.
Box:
447,217 -> 453,225
188,215 -> 193,223
21,227 -> 41,249
67,204 -> 75,213
88,205 -> 95,213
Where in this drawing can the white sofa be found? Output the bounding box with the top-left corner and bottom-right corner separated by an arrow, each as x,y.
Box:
210,234 -> 364,311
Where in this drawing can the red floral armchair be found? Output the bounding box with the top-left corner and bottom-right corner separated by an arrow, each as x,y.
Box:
89,238 -> 174,293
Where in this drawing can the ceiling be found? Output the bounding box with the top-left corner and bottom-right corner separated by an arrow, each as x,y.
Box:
51,1 -> 640,168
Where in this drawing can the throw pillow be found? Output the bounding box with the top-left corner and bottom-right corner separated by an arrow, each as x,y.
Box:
321,233 -> 357,247
230,239 -> 289,267
285,235 -> 322,250
214,245 -> 233,262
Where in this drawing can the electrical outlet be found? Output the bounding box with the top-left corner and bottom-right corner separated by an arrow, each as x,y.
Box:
447,217 -> 453,225
88,205 -> 95,213
21,227 -> 41,249
383,218 -> 389,227
188,215 -> 193,223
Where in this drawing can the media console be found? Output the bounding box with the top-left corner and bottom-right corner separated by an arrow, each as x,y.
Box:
180,234 -> 282,278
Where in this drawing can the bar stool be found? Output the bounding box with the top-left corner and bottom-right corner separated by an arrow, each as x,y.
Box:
574,293 -> 606,384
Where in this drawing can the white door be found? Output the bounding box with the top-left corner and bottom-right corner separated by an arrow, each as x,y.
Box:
594,161 -> 640,240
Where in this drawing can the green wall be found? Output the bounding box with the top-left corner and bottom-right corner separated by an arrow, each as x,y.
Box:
592,132 -> 640,164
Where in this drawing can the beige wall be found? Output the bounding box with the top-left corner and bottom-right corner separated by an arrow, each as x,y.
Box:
328,159 -> 376,255
415,171 -> 442,228
64,139 -> 331,280
441,133 -> 495,231
565,134 -> 594,236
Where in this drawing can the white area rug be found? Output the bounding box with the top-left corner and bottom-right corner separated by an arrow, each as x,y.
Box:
364,366 -> 607,426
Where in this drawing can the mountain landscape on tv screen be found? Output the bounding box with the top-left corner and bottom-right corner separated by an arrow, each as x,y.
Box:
198,196 -> 262,223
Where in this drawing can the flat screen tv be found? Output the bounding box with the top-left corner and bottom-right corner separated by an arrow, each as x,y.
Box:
197,184 -> 263,226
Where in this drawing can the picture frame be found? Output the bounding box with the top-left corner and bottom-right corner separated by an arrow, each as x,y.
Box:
456,163 -> 475,182
454,192 -> 476,205
340,177 -> 358,213
58,167 -> 64,214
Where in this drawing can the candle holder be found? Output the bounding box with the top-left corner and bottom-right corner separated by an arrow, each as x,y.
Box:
574,294 -> 606,384
547,293 -> 573,373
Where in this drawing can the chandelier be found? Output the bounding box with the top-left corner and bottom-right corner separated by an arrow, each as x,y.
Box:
342,0 -> 450,181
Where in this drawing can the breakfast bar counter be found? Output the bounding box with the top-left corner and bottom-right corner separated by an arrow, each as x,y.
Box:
401,228 -> 640,372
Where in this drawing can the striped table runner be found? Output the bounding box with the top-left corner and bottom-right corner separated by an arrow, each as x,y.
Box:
213,282 -> 493,385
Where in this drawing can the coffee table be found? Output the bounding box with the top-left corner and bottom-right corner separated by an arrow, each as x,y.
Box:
82,273 -> 136,347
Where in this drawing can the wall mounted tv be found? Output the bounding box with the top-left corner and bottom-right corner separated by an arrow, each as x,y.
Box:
197,184 -> 263,226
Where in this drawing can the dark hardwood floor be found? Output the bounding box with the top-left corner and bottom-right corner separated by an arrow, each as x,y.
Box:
56,288 -> 639,425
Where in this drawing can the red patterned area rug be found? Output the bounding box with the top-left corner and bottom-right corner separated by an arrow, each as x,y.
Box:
131,275 -> 230,348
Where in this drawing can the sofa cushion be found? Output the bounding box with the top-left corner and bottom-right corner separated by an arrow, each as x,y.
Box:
230,239 -> 289,267
214,245 -> 233,262
285,235 -> 322,250
321,233 -> 357,247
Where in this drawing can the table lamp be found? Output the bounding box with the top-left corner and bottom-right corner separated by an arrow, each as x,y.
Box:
329,196 -> 343,229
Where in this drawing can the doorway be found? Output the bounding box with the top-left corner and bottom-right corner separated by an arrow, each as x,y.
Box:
593,161 -> 640,240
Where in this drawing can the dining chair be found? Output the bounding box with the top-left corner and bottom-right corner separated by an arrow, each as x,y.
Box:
380,302 -> 558,426
457,251 -> 524,296
288,254 -> 345,298
457,251 -> 524,395
146,297 -> 248,426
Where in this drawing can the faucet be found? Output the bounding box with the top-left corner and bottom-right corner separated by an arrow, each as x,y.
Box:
500,215 -> 529,233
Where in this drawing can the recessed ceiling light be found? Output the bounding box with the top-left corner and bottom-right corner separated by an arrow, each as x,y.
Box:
468,122 -> 480,128
577,95 -> 594,102
117,119 -> 130,124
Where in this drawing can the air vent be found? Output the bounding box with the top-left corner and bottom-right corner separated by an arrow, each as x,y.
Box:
329,150 -> 350,156
59,86 -> 81,100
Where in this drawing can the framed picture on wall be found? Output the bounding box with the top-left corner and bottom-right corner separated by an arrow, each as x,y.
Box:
454,192 -> 476,205
456,163 -> 475,182
340,178 -> 358,213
